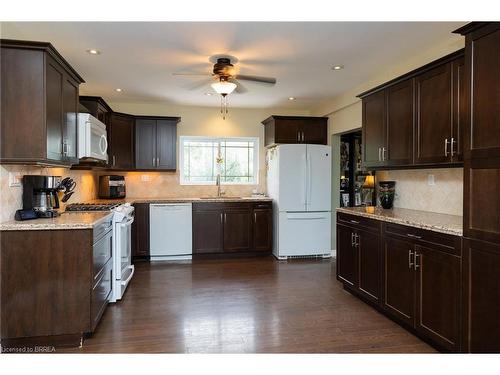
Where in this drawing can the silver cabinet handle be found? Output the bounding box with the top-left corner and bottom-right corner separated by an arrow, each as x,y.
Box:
62,140 -> 68,157
113,155 -> 116,166
224,213 -> 227,224
407,233 -> 422,239
254,212 -> 257,223
355,233 -> 359,247
408,250 -> 414,269
351,232 -> 355,247
220,213 -> 223,224
382,147 -> 386,161
350,219 -> 360,224
297,132 -> 300,142
414,252 -> 420,270
156,157 -> 160,166
444,138 -> 450,156
450,137 -> 456,157
302,132 -> 305,142
152,157 -> 156,167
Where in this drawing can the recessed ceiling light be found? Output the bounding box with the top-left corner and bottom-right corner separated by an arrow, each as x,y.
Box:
86,49 -> 100,55
332,65 -> 344,71
288,97 -> 296,101
204,92 -> 213,96
115,88 -> 122,92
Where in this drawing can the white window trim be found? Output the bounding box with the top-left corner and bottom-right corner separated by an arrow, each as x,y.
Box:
179,135 -> 260,186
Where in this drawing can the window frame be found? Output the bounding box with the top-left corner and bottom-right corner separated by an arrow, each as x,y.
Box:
179,135 -> 260,186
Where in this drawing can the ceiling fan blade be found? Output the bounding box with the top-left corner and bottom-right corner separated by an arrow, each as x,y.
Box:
172,72 -> 211,76
234,74 -> 276,85
184,77 -> 215,90
229,79 -> 248,94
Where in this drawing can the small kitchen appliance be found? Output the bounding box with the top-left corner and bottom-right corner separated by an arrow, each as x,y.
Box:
99,175 -> 126,199
20,175 -> 62,218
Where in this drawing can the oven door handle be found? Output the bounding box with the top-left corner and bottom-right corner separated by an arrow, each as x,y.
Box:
120,265 -> 135,286
120,217 -> 134,227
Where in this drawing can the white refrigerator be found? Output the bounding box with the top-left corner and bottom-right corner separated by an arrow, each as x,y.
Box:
267,144 -> 332,259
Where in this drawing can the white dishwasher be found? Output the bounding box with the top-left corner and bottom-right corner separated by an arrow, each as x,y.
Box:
150,203 -> 192,260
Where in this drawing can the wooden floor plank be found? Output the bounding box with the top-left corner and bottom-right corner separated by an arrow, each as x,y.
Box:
60,257 -> 436,353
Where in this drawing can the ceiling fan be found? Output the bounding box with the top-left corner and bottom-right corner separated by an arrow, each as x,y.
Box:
173,55 -> 277,94
173,55 -> 277,119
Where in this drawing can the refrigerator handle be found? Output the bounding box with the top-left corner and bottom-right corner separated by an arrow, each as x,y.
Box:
307,152 -> 312,208
302,152 -> 307,206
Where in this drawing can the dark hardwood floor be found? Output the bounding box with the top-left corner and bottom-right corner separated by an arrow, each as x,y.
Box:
61,257 -> 435,353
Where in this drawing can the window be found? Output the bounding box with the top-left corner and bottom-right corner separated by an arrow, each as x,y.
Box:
180,136 -> 259,185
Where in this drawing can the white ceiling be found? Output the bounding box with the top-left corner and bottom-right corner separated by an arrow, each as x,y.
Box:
1,22 -> 464,110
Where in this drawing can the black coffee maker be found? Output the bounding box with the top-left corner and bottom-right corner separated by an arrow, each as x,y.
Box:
21,175 -> 62,218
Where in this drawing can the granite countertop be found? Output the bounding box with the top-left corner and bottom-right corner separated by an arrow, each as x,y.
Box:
336,206 -> 463,236
0,212 -> 113,231
88,196 -> 273,204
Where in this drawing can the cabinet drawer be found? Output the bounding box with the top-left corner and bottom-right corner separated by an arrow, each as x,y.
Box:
91,259 -> 112,331
93,229 -> 112,280
93,215 -> 113,243
337,212 -> 381,232
193,202 -> 254,211
253,201 -> 273,210
384,223 -> 460,255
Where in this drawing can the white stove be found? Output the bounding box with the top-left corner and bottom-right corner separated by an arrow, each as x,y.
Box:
66,202 -> 135,302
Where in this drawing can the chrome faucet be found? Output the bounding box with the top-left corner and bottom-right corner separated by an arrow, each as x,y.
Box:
216,174 -> 223,198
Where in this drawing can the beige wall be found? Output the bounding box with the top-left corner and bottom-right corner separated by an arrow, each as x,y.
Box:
0,104 -> 309,222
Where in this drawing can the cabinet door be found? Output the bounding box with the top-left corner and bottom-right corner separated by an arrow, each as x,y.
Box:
274,119 -> 301,144
383,236 -> 415,327
362,90 -> 386,168
131,203 -> 150,257
156,119 -> 177,170
357,229 -> 381,303
386,80 -> 413,166
336,224 -> 357,286
192,209 -> 224,254
135,119 -> 156,169
62,76 -> 79,164
301,118 -> 328,145
109,113 -> 135,169
415,63 -> 452,165
468,26 -> 500,157
45,59 -> 64,162
452,56 -> 465,161
415,245 -> 461,352
463,238 -> 500,353
252,209 -> 272,252
223,208 -> 252,252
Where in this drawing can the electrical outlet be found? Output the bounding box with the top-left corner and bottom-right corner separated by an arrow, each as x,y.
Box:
9,171 -> 22,187
141,174 -> 151,182
427,174 -> 435,186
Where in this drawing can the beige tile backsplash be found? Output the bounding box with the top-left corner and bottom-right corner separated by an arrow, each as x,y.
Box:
376,168 -> 463,216
0,165 -> 266,222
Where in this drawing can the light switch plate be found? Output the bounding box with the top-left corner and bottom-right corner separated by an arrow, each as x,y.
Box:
9,171 -> 22,187
427,174 -> 435,186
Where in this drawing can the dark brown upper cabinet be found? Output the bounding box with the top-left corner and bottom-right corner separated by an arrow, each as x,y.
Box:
1,39 -> 84,167
79,96 -> 113,126
362,90 -> 388,168
358,49 -> 464,170
262,116 -> 328,146
108,113 -> 135,170
135,116 -> 179,170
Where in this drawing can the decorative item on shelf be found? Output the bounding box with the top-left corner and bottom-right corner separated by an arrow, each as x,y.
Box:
362,175 -> 375,206
378,180 -> 396,209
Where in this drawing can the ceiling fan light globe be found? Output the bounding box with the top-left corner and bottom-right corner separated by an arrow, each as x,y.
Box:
211,81 -> 237,95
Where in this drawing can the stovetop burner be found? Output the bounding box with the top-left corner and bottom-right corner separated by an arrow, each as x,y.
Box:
65,203 -> 121,212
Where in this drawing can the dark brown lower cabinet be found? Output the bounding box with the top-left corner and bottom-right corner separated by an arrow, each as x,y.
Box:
383,236 -> 415,327
415,244 -> 461,352
463,238 -> 500,353
132,203 -> 150,258
1,219 -> 113,349
192,201 -> 273,256
336,220 -> 381,304
337,213 -> 463,352
192,208 -> 224,254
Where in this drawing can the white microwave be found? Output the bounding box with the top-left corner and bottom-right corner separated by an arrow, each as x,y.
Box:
78,113 -> 108,161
